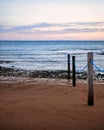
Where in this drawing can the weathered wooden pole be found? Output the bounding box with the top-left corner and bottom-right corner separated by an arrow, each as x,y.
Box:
68,54 -> 70,79
88,52 -> 94,106
72,56 -> 76,87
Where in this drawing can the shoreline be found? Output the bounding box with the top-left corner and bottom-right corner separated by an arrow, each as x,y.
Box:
0,66 -> 104,80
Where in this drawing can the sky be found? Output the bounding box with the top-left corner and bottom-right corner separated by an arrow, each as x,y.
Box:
0,0 -> 104,40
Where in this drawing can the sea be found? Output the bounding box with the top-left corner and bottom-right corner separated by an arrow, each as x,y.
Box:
0,41 -> 104,72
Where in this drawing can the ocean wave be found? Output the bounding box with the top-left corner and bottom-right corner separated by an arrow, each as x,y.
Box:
96,51 -> 104,55
0,41 -> 104,70
0,60 -> 14,64
56,49 -> 100,54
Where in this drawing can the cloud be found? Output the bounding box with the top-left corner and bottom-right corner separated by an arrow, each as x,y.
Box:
0,21 -> 104,34
13,23 -> 54,30
0,25 -> 13,32
0,22 -> 57,32
73,22 -> 104,26
63,28 -> 99,33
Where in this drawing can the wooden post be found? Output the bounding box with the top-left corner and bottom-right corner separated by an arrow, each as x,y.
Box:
72,56 -> 76,87
68,54 -> 70,79
88,52 -> 94,106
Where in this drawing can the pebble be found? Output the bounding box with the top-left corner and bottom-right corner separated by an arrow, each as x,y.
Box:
0,66 -> 104,80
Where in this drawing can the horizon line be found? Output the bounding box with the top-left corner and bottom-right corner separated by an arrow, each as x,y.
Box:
0,40 -> 104,42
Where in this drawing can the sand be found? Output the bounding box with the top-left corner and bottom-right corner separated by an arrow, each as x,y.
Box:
0,77 -> 104,130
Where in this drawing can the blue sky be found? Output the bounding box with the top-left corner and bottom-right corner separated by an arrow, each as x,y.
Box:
0,0 -> 104,40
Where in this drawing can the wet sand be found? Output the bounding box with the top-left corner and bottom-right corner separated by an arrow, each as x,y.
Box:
0,77 -> 104,130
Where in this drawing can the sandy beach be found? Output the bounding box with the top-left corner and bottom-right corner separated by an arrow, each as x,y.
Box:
0,77 -> 104,130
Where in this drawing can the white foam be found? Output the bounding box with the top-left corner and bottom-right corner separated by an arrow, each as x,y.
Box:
57,50 -> 101,54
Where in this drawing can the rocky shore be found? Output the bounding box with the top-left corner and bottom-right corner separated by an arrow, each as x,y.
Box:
0,66 -> 104,80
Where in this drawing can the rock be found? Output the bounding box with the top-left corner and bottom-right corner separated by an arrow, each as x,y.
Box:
0,66 -> 104,80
